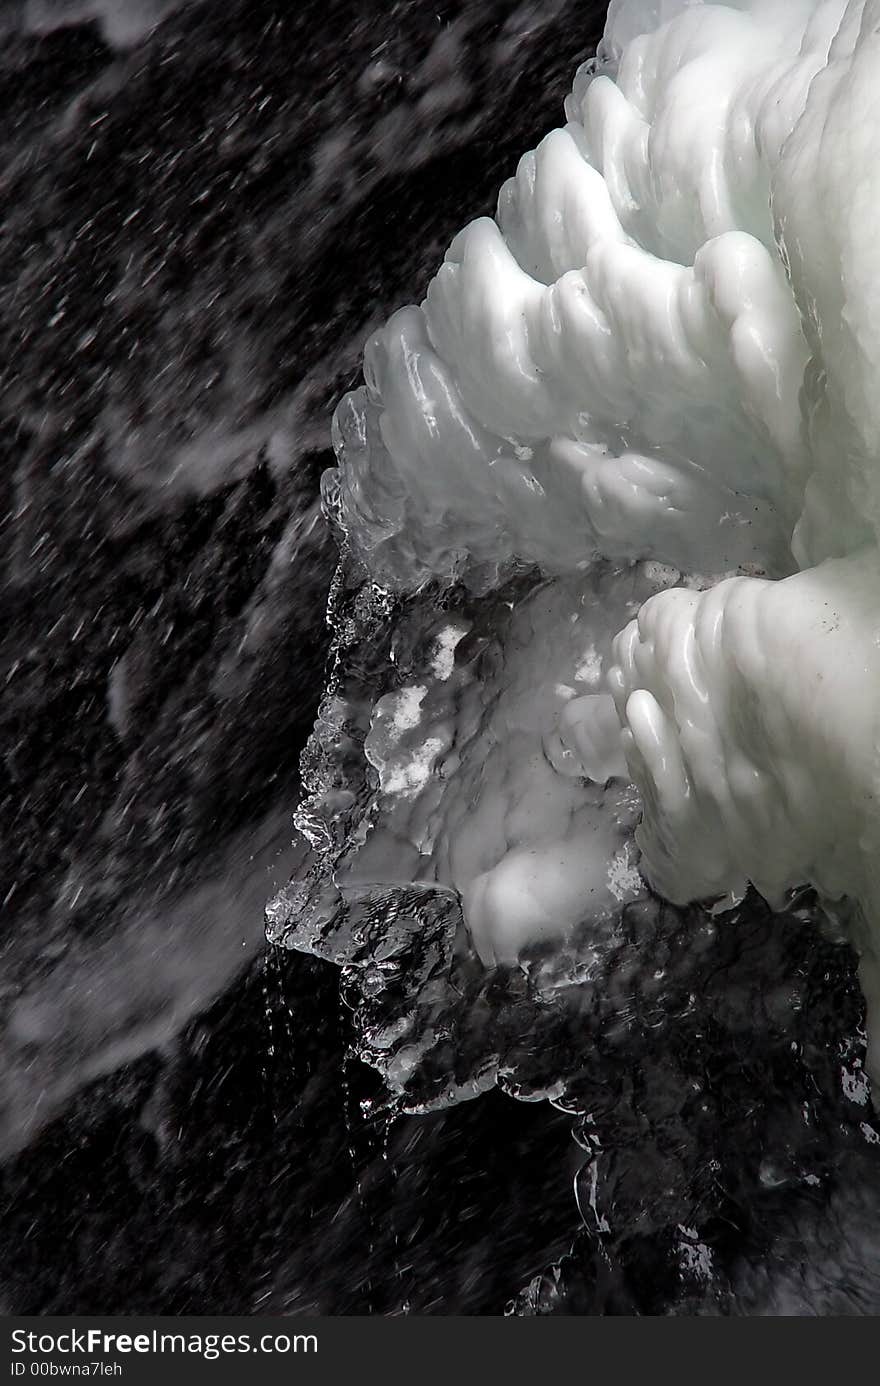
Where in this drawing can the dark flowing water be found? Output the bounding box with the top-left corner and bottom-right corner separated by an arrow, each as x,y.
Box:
0,0 -> 609,1314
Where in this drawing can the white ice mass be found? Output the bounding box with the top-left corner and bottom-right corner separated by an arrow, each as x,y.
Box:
322,0 -> 880,1085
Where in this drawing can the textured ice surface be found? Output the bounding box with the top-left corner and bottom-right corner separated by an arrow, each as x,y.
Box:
291,0 -> 880,1086
271,0 -> 880,1309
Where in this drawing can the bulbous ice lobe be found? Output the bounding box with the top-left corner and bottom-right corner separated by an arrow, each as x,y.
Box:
609,548 -> 880,1073
327,0 -> 880,1078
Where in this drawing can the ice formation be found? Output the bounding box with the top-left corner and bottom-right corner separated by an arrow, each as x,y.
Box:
293,0 -> 880,1090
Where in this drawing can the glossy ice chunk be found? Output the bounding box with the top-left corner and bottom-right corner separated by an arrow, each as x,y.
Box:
318,0 -> 880,1084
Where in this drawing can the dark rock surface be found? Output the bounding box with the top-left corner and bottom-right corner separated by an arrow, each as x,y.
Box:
0,0 -> 608,1314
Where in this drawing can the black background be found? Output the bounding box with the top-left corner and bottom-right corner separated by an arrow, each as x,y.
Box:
0,0 -> 608,1314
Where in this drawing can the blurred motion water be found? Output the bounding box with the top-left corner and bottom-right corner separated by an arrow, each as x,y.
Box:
0,0 -> 609,1313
